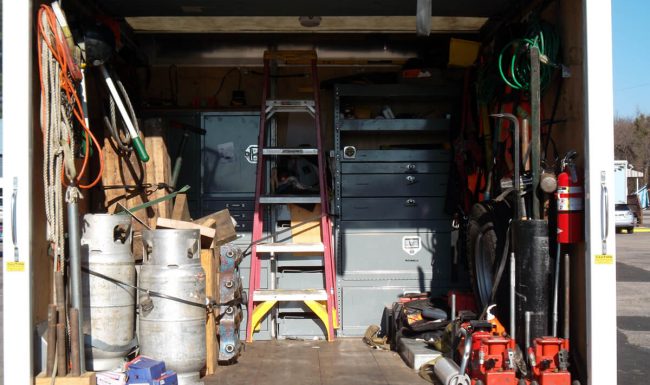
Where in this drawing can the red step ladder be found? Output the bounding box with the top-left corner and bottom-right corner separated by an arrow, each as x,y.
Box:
246,50 -> 338,342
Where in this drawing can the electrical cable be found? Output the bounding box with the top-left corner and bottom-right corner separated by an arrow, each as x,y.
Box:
214,67 -> 242,98
37,5 -> 104,190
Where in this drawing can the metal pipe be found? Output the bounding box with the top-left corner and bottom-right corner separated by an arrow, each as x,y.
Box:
433,357 -> 471,385
525,311 -> 532,353
457,328 -> 473,376
66,186 -> 85,373
521,118 -> 530,171
490,113 -> 520,220
451,293 -> 456,320
171,132 -> 189,188
510,251 -> 516,338
530,46 -> 541,219
564,253 -> 571,339
552,244 -> 561,336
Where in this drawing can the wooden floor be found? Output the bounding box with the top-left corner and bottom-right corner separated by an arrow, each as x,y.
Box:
205,339 -> 430,385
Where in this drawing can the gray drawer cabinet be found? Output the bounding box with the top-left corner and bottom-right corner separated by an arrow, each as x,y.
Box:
339,228 -> 451,280
333,84 -> 455,337
341,173 -> 447,197
341,161 -> 449,174
341,197 -> 447,221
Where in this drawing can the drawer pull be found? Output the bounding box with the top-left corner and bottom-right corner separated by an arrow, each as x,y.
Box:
405,199 -> 417,207
406,176 -> 416,184
227,203 -> 245,208
406,163 -> 416,171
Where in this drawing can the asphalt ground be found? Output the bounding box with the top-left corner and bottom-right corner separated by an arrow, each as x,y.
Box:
616,210 -> 650,384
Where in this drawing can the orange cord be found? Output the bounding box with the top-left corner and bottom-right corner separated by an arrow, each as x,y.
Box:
37,5 -> 104,189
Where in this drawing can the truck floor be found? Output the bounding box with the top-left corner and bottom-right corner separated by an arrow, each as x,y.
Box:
205,338 -> 430,385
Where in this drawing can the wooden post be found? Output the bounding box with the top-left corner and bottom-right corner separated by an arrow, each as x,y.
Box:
70,309 -> 81,376
172,193 -> 192,221
46,305 -> 57,376
56,323 -> 67,376
201,248 -> 219,375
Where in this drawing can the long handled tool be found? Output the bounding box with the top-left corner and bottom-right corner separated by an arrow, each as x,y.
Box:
100,65 -> 149,162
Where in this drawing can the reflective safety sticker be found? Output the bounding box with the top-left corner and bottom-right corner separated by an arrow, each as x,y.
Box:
402,236 -> 422,255
594,254 -> 614,265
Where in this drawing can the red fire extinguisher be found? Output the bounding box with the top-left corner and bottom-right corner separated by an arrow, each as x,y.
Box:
556,151 -> 583,243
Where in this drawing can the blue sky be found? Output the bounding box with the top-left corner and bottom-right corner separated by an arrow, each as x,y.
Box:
612,0 -> 650,117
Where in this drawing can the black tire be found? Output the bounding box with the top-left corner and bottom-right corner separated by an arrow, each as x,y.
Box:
615,227 -> 622,234
466,203 -> 499,311
628,227 -> 635,234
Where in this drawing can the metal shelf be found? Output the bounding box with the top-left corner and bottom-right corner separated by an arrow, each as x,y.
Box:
335,84 -> 459,98
339,118 -> 450,132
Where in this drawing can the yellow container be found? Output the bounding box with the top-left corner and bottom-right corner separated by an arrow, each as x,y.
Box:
448,38 -> 481,67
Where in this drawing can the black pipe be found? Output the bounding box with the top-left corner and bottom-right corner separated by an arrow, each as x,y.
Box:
513,219 -> 551,351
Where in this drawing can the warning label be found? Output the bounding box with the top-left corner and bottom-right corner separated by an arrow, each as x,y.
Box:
6,261 -> 25,272
594,254 -> 614,265
402,236 -> 422,256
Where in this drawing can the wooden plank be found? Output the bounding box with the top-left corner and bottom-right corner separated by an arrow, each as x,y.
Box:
193,209 -> 238,246
172,193 -> 192,221
201,249 -> 219,375
289,204 -> 322,257
35,371 -> 96,385
101,118 -> 173,259
144,119 -> 173,226
156,217 -> 215,248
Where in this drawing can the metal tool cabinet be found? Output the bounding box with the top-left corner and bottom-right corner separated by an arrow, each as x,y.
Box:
201,112 -> 273,340
333,84 -> 455,336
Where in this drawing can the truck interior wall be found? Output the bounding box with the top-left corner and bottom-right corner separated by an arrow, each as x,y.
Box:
20,0 -> 602,381
31,0 -> 53,325
141,65 -> 427,151
554,0 -> 587,378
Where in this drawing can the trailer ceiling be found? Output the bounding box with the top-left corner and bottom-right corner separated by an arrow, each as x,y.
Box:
93,0 -> 525,34
96,0 -> 520,18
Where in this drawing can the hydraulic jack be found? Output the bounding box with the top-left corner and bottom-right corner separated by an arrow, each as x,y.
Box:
458,321 -> 520,385
527,337 -> 572,385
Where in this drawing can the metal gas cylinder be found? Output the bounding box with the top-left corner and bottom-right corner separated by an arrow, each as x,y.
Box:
81,213 -> 136,371
139,229 -> 206,385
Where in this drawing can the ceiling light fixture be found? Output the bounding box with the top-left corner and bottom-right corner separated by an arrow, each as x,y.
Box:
299,16 -> 322,28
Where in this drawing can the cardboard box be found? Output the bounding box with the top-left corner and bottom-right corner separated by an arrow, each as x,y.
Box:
126,356 -> 165,384
152,371 -> 178,385
97,371 -> 127,385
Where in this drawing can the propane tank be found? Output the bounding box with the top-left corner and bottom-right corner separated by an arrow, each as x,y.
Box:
556,151 -> 584,244
139,229 -> 205,385
81,213 -> 135,371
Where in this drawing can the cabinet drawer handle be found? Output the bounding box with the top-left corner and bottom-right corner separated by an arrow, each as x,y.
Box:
405,199 -> 417,207
406,163 -> 416,171
227,203 -> 245,208
406,176 -> 416,184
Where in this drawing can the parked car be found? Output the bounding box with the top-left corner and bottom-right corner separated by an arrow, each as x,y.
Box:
615,203 -> 635,233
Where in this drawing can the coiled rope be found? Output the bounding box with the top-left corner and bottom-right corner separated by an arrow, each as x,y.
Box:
37,4 -> 105,269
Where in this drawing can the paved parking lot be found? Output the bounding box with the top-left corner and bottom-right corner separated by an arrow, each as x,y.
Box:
616,212 -> 650,384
